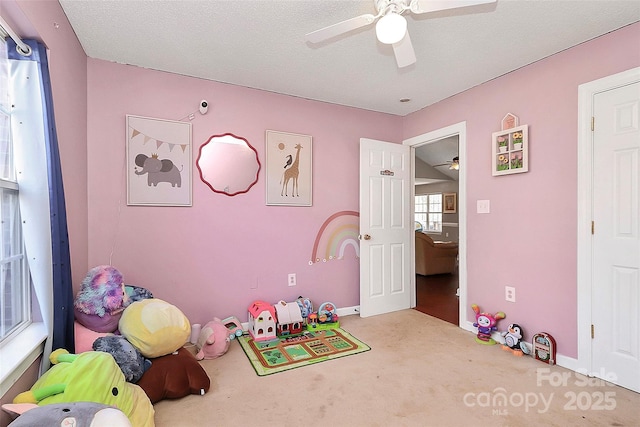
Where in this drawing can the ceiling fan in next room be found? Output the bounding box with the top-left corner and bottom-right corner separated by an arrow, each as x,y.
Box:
305,0 -> 497,68
434,156 -> 460,170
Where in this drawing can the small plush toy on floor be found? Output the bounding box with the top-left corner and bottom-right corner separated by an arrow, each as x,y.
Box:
471,304 -> 505,345
501,323 -> 524,356
195,318 -> 231,360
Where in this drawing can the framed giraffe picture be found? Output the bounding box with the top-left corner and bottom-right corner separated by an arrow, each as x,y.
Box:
265,130 -> 312,206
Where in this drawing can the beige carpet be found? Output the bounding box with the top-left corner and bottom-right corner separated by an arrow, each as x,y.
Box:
154,310 -> 639,426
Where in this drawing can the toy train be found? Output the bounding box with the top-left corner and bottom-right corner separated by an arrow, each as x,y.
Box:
247,298 -> 339,342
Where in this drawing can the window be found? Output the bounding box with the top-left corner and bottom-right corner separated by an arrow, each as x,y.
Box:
415,193 -> 442,233
0,38 -> 30,343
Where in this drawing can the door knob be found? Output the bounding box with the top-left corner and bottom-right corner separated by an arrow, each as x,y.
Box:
359,234 -> 371,240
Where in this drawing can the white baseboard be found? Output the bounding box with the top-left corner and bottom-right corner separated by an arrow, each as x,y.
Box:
337,305 -> 360,317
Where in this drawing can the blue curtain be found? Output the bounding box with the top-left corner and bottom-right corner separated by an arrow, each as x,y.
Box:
8,39 -> 74,352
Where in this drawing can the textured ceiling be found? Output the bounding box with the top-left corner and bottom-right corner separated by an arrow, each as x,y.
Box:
58,0 -> 639,116
415,135 -> 459,182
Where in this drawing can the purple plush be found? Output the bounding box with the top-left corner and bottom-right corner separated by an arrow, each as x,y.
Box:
74,266 -> 128,332
74,309 -> 121,333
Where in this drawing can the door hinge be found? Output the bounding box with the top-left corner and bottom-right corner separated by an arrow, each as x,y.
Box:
591,221 -> 594,235
591,324 -> 595,339
591,116 -> 595,131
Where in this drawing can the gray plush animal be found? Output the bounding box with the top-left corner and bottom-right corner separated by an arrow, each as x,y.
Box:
5,402 -> 131,426
92,335 -> 151,383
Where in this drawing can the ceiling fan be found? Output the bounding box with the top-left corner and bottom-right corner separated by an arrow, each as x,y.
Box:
305,0 -> 497,68
434,156 -> 460,170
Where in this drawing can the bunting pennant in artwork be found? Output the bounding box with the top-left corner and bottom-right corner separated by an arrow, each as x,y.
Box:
129,125 -> 189,152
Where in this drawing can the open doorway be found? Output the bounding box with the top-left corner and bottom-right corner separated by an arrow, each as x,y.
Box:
405,122 -> 466,327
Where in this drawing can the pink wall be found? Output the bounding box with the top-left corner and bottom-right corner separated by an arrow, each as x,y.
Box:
403,22 -> 640,358
87,59 -> 402,325
6,0 -> 639,362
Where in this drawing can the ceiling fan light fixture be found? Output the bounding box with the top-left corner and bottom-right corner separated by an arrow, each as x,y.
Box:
449,156 -> 460,170
375,12 -> 407,45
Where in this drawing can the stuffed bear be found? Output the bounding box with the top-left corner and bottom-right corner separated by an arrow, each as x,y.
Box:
74,265 -> 128,333
195,318 -> 231,360
137,348 -> 210,404
92,335 -> 151,383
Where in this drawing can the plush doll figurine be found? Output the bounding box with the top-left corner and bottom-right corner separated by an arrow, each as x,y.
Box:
471,304 -> 506,345
74,265 -> 128,333
195,318 -> 231,360
296,296 -> 313,324
13,349 -> 154,427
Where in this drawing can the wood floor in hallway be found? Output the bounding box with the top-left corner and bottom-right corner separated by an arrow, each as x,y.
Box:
414,270 -> 459,325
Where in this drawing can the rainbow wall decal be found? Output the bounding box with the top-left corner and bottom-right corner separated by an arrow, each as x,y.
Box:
310,210 -> 360,265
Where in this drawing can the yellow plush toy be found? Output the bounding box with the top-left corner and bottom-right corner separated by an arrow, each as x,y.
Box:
119,298 -> 190,358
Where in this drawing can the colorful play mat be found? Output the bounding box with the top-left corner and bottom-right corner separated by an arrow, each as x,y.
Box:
238,328 -> 370,376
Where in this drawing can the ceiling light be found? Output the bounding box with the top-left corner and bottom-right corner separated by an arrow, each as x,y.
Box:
449,157 -> 460,170
375,12 -> 407,45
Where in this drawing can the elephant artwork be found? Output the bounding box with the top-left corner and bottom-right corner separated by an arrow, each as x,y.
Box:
134,153 -> 182,187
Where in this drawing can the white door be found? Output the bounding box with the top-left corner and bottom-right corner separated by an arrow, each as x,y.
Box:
592,81 -> 640,392
359,138 -> 411,317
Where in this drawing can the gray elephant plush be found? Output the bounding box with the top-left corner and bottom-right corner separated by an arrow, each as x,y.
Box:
134,153 -> 182,187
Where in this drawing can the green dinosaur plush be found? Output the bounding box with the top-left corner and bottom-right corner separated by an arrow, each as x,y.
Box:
13,349 -> 154,427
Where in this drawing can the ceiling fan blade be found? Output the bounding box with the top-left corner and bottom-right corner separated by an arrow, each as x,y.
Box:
392,31 -> 416,68
410,0 -> 496,15
305,14 -> 377,44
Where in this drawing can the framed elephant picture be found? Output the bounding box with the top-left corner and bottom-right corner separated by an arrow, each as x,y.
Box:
126,115 -> 192,206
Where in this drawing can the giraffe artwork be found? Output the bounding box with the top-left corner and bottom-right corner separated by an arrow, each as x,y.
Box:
281,143 -> 302,197
266,130 -> 312,206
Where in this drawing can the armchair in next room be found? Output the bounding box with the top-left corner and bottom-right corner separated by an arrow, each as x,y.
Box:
415,231 -> 459,276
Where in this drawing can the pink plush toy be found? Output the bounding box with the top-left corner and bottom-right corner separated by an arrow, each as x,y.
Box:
195,318 -> 231,360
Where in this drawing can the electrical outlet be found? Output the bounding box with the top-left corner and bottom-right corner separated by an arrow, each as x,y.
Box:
288,273 -> 296,287
477,200 -> 491,214
505,286 -> 516,302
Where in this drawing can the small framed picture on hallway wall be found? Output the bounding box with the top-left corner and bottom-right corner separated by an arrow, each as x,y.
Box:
443,192 -> 457,213
265,130 -> 313,206
126,115 -> 192,206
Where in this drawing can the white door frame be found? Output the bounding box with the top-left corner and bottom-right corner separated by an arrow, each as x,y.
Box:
404,121 -> 468,327
577,67 -> 640,374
